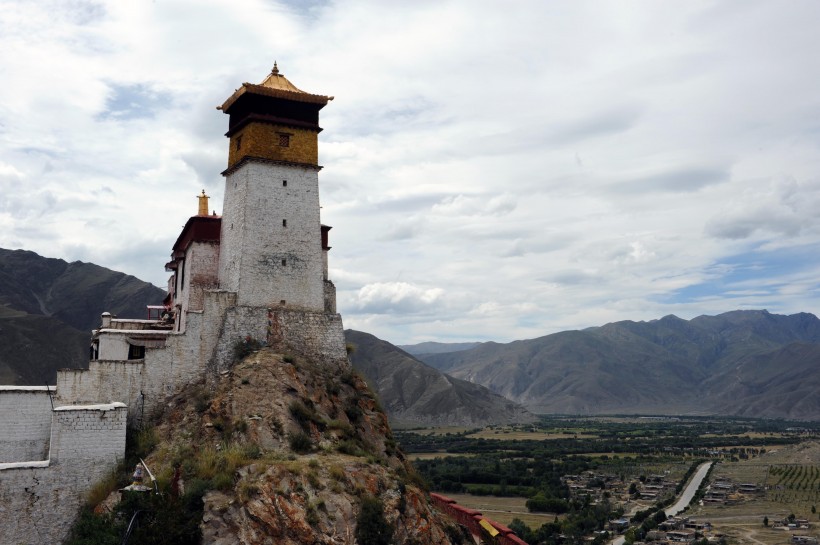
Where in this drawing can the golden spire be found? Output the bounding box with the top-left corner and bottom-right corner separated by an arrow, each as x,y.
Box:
197,190 -> 209,216
272,61 -> 279,75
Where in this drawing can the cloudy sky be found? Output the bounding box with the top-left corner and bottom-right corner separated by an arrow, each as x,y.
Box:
2,0 -> 820,344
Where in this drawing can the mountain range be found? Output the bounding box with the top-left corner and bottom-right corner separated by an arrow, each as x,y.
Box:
345,330 -> 534,426
0,248 -> 166,384
3,248 -> 819,421
409,311 -> 820,420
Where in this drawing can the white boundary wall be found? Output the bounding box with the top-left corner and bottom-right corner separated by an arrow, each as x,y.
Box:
0,403 -> 127,545
0,387 -> 53,463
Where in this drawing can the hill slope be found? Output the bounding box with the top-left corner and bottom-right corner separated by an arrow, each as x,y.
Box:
420,310 -> 820,419
345,330 -> 534,427
67,348 -> 468,544
0,248 -> 166,384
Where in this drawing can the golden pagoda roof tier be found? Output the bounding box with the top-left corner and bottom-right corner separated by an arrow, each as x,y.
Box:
218,62 -> 333,113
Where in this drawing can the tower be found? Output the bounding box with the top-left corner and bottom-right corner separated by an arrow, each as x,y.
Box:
217,63 -> 334,310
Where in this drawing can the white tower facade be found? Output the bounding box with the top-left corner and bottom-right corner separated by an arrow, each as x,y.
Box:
217,63 -> 333,311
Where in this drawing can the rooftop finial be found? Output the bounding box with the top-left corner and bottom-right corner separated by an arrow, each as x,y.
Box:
272,61 -> 279,75
197,190 -> 209,216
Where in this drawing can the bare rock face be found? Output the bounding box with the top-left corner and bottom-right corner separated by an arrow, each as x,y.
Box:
144,349 -> 466,545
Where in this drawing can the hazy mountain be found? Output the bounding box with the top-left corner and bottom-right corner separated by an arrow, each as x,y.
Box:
419,310 -> 820,420
0,248 -> 166,384
398,341 -> 482,356
345,330 -> 535,427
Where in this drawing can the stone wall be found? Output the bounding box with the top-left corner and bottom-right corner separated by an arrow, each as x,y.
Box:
207,303 -> 347,373
57,313 -> 207,425
0,403 -> 127,545
185,240 -> 221,313
0,387 -> 53,463
323,279 -> 337,313
219,161 -> 325,310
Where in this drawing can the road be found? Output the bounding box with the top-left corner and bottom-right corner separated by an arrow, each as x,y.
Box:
609,461 -> 714,545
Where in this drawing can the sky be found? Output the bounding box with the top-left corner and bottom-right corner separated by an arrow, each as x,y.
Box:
2,0 -> 820,345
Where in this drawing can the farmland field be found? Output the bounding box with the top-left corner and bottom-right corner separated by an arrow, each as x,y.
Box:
405,452 -> 476,461
466,428 -> 599,441
687,441 -> 820,545
397,417 -> 820,545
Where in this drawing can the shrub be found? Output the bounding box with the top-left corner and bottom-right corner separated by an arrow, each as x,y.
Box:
192,387 -> 211,413
306,503 -> 320,526
67,485 -> 205,545
329,465 -> 346,482
233,336 -> 263,361
243,443 -> 262,460
307,470 -> 322,490
211,472 -> 235,490
289,431 -> 313,453
289,400 -> 325,431
86,470 -> 119,507
344,403 -> 363,424
337,439 -> 365,457
238,481 -> 260,502
355,496 -> 393,545
341,370 -> 358,387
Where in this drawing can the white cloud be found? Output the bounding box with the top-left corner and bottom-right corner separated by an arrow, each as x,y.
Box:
351,282 -> 445,314
2,0 -> 820,344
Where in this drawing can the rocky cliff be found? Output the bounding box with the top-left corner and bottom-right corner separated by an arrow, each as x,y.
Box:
69,347 -> 469,544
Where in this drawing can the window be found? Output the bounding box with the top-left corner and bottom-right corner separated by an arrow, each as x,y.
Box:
235,135 -> 242,151
278,133 -> 290,147
282,180 -> 288,187
281,259 -> 287,266
128,344 -> 145,360
282,219 -> 287,227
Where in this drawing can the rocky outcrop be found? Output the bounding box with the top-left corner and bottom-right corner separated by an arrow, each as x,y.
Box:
136,348 -> 467,544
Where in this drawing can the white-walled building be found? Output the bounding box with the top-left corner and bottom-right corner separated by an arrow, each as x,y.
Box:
0,64 -> 347,544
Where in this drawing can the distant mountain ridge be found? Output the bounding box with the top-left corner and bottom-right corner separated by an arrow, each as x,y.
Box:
398,341 -> 482,355
418,310 -> 820,420
345,330 -> 534,427
4,249 -> 819,421
0,248 -> 166,384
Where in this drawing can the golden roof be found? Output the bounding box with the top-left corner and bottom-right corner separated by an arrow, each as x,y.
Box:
218,62 -> 333,112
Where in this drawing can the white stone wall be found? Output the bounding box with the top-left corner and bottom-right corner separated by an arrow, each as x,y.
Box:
49,403 -> 127,464
0,388 -> 53,463
185,241 -> 221,313
0,404 -> 127,545
219,161 -> 325,310
177,240 -> 220,332
57,312 -> 209,424
96,331 -> 134,361
56,361 -> 146,421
